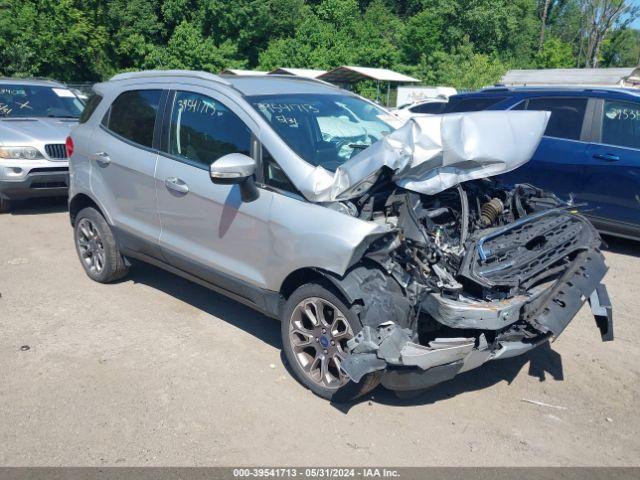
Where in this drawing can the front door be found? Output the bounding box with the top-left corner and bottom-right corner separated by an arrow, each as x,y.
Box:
155,89 -> 274,300
582,98 -> 640,236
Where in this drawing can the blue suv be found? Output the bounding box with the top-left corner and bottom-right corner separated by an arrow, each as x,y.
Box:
444,86 -> 640,241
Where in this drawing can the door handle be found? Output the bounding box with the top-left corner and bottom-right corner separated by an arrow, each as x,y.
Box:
164,177 -> 189,194
93,151 -> 111,166
593,153 -> 620,162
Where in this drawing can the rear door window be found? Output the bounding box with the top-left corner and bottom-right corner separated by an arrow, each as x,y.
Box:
105,90 -> 162,148
525,97 -> 588,141
443,96 -> 507,113
600,99 -> 640,149
166,91 -> 251,169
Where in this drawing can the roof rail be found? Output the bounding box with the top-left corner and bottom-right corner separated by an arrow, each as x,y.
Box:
258,73 -> 338,89
109,70 -> 231,86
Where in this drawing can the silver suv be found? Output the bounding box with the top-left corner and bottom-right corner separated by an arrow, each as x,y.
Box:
0,78 -> 84,212
68,70 -> 613,401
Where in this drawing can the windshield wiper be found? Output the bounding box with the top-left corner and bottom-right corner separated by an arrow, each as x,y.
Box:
47,114 -> 80,119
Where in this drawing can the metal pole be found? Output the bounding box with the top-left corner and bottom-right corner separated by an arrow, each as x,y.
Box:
376,81 -> 380,103
386,82 -> 391,107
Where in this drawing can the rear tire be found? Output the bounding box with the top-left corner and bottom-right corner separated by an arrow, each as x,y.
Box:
74,207 -> 129,283
281,283 -> 381,401
0,197 -> 11,213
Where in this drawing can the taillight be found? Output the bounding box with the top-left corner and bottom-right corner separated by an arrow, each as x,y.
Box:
65,136 -> 74,158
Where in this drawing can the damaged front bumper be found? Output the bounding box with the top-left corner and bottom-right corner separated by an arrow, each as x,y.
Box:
340,250 -> 613,392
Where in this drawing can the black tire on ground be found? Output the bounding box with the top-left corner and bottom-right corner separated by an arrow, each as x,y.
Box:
0,197 -> 10,213
73,207 -> 129,283
281,283 -> 381,401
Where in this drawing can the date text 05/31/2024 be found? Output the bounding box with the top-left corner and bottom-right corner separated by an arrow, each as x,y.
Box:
233,468 -> 400,478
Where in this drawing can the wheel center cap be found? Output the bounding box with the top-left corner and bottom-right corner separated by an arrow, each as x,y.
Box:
320,335 -> 330,349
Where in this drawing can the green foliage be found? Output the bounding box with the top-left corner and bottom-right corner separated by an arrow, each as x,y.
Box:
535,37 -> 575,68
145,22 -> 245,72
600,28 -> 640,67
410,41 -> 511,91
0,0 -> 638,92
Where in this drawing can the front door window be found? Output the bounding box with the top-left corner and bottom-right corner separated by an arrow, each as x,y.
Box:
168,91 -> 251,169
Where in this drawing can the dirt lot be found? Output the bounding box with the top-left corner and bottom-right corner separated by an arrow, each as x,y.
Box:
1,197 -> 639,466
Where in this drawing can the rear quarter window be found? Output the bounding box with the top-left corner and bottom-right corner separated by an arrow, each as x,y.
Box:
78,94 -> 102,124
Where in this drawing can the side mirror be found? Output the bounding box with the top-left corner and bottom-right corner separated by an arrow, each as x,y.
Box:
210,153 -> 259,202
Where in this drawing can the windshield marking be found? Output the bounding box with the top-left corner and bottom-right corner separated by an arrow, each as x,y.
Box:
248,94 -> 394,171
256,102 -> 320,114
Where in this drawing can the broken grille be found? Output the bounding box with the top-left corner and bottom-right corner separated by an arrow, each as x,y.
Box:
460,210 -> 597,291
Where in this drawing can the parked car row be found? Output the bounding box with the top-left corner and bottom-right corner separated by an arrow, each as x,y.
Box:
0,72 -> 616,402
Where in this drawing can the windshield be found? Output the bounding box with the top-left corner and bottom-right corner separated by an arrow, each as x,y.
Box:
248,94 -> 395,171
0,84 -> 84,118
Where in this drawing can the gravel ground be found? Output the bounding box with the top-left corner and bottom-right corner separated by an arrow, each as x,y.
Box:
1,197 -> 639,466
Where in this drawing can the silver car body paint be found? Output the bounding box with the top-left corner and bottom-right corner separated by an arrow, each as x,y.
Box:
71,73 -> 389,291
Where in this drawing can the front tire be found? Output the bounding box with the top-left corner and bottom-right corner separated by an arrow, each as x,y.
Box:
281,283 -> 381,401
74,207 -> 129,283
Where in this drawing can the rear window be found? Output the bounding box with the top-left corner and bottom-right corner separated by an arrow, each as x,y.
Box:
78,94 -> 102,124
443,96 -> 507,113
525,97 -> 587,141
104,90 -> 162,148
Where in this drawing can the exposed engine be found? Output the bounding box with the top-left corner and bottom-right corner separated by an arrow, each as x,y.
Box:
330,176 -> 610,389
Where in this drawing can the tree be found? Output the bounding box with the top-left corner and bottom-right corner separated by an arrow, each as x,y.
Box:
411,41 -> 510,90
535,36 -> 576,67
600,27 -> 640,66
581,0 -> 640,67
0,0 -> 638,91
145,21 -> 244,72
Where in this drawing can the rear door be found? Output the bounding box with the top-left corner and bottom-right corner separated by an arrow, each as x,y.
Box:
582,97 -> 640,236
90,88 -> 164,257
501,96 -> 590,202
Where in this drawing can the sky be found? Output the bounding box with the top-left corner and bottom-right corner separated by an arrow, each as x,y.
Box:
633,1 -> 640,28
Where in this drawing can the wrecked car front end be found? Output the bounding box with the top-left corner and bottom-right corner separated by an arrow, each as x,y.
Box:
253,102 -> 614,395
328,181 -> 613,392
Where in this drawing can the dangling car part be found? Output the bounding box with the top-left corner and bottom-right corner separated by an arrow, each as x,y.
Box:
327,181 -> 612,392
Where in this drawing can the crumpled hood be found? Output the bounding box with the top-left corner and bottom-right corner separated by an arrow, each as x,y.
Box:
301,110 -> 550,202
0,117 -> 78,146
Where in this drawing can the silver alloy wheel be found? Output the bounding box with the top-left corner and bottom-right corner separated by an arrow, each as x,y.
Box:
76,218 -> 106,274
288,296 -> 355,389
